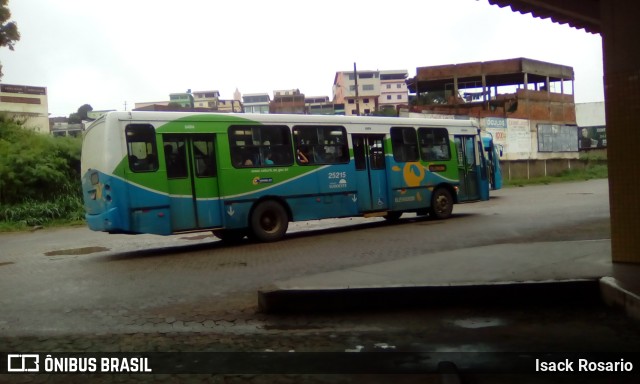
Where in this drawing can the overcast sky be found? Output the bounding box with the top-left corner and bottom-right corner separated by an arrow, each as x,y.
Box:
2,0 -> 604,117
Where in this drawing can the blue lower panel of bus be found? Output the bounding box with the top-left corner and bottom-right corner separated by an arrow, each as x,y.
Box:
391,187 -> 432,211
288,192 -> 360,221
131,207 -> 172,235
221,192 -> 360,230
195,199 -> 223,228
85,203 -> 172,236
222,201 -> 252,229
170,196 -> 197,231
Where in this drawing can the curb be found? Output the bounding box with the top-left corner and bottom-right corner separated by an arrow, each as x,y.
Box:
600,276 -> 640,321
258,279 -> 601,313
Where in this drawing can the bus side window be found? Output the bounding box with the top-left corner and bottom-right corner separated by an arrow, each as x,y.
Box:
228,125 -> 292,168
126,124 -> 158,172
292,125 -> 348,165
418,127 -> 450,162
390,127 -> 419,163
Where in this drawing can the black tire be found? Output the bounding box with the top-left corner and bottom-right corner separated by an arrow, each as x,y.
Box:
250,200 -> 289,242
429,188 -> 454,220
384,211 -> 403,221
212,229 -> 246,243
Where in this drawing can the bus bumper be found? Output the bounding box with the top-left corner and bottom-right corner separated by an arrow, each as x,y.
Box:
86,207 -> 123,233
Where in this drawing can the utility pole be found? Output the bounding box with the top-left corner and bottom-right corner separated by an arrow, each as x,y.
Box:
123,101 -> 127,111
354,62 -> 360,116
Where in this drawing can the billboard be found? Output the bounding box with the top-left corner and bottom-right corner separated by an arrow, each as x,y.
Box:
578,126 -> 607,149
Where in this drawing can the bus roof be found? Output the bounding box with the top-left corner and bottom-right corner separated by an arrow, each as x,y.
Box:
93,111 -> 480,135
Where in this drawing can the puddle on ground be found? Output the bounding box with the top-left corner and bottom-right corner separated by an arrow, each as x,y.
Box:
0,261 -> 15,267
44,246 -> 110,256
450,317 -> 507,329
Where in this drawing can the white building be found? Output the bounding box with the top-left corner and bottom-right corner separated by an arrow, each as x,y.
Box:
379,70 -> 409,111
0,83 -> 50,133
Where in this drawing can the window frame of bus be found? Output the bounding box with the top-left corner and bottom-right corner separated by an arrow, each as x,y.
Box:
292,125 -> 349,165
418,127 -> 451,162
125,124 -> 158,172
228,125 -> 293,168
390,126 -> 420,162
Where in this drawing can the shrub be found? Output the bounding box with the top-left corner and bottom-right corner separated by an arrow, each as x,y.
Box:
0,195 -> 84,227
0,113 -> 82,204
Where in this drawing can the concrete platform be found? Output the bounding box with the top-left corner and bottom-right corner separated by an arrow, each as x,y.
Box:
258,239 -> 640,317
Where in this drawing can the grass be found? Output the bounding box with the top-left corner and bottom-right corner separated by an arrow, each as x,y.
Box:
0,196 -> 85,232
504,164 -> 608,187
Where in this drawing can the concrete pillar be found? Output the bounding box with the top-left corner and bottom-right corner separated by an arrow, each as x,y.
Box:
601,0 -> 640,263
482,74 -> 487,105
453,76 -> 459,103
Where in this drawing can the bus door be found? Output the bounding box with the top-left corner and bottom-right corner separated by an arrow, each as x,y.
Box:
454,135 -> 481,202
162,134 -> 223,231
483,135 -> 503,190
352,134 -> 389,212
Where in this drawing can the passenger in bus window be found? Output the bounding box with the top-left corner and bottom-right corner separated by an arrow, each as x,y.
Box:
264,151 -> 274,165
432,145 -> 445,159
297,147 -> 309,164
437,139 -> 450,159
240,148 -> 254,166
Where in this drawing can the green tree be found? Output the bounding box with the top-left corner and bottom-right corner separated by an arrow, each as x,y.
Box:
77,104 -> 93,120
0,0 -> 20,80
412,91 -> 447,106
0,113 -> 82,204
373,106 -> 398,117
68,104 -> 93,124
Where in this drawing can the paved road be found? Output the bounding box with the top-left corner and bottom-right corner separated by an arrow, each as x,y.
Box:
0,179 -> 612,337
4,179 -> 640,383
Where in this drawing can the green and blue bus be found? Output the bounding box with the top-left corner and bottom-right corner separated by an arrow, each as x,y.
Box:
81,111 -> 501,242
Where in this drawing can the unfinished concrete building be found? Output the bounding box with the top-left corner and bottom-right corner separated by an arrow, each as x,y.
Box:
406,57 -> 576,124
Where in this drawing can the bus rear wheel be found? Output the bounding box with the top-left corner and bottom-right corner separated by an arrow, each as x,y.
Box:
429,188 -> 453,220
250,200 -> 289,242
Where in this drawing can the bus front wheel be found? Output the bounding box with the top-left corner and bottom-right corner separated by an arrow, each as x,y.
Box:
250,200 -> 289,242
429,188 -> 453,220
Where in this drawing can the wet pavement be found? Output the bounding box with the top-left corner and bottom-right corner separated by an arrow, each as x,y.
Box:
1,180 -> 639,383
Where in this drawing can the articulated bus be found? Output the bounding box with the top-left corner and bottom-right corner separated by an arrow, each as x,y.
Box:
81,112 -> 502,242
